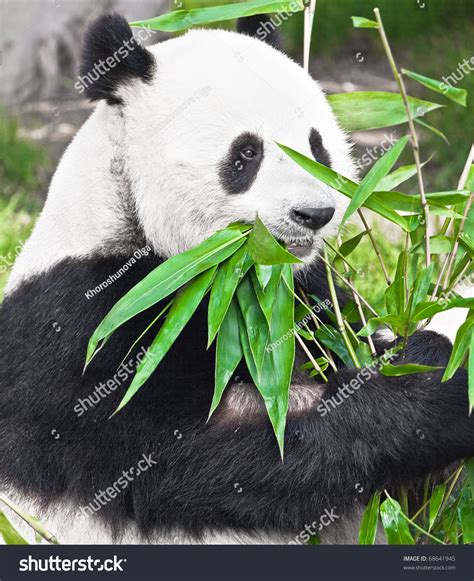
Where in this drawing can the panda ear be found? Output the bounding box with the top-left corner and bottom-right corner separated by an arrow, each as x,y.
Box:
236,15 -> 283,50
79,13 -> 156,105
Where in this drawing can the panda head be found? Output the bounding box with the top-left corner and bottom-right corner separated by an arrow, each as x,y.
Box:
80,14 -> 355,266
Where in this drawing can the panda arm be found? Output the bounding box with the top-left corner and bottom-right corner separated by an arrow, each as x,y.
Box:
133,332 -> 473,533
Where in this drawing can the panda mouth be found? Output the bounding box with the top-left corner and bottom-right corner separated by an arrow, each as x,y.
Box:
284,239 -> 315,259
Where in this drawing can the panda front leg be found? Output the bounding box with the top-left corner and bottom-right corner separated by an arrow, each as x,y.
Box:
162,330 -> 473,543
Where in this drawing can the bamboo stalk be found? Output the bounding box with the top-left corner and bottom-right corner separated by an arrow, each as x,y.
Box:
303,0 -> 317,72
323,248 -> 361,368
358,210 -> 392,285
374,8 -> 431,267
0,495 -> 59,545
295,331 -> 328,382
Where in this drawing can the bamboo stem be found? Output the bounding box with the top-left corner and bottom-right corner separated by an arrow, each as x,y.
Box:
303,0 -> 317,72
374,8 -> 431,267
323,248 -> 361,368
295,331 -> 328,382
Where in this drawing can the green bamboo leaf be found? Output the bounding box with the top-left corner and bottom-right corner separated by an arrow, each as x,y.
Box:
385,252 -> 407,316
358,314 -> 408,337
402,68 -> 467,107
408,264 -> 435,318
370,190 -> 469,214
351,16 -> 379,28
0,511 -> 28,545
415,119 -> 450,145
209,298 -> 243,419
236,274 -> 270,375
412,235 -> 453,255
467,459 -> 474,499
429,203 -> 465,220
442,312 -> 474,383
443,503 -> 460,544
429,484 -> 446,531
114,267 -> 217,413
254,264 -> 273,290
469,333 -> 474,414
338,231 -> 367,257
380,363 -> 442,377
413,297 -> 474,321
358,491 -> 381,545
86,227 -> 249,366
380,498 -> 415,545
277,143 -> 415,231
256,264 -> 295,458
342,136 -> 409,224
247,216 -> 302,265
130,0 -> 305,32
377,162 -> 423,192
208,245 -> 251,347
327,92 -> 443,132
460,499 -> 474,543
251,264 -> 283,325
459,233 -> 474,258
315,324 -> 353,366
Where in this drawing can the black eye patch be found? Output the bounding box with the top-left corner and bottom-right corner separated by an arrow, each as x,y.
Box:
309,128 -> 331,168
219,132 -> 264,194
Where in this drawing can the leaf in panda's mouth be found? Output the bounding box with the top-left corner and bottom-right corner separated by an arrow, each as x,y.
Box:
85,217 -> 302,457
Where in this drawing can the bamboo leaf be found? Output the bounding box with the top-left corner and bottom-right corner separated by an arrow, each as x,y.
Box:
467,459 -> 474,499
251,264 -> 283,325
254,264 -> 273,290
86,227 -> 249,366
442,312 -> 474,383
380,363 -> 442,377
377,161 -> 425,191
358,314 -> 408,337
415,119 -> 450,145
429,484 -> 446,531
412,235 -> 453,255
413,297 -> 474,321
315,324 -> 353,366
460,498 -> 474,543
130,0 -> 306,32
236,274 -> 270,375
327,92 -> 443,132
342,136 -> 409,224
469,332 -> 474,414
385,252 -> 407,316
402,68 -> 467,107
247,216 -> 302,265
0,511 -> 29,545
210,298 -> 243,419
359,491 -> 381,545
277,143 -> 415,231
339,231 -> 367,257
208,245 -> 251,347
351,16 -> 379,29
380,497 -> 415,545
114,267 -> 217,413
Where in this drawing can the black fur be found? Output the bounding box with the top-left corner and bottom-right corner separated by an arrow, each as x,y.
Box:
237,15 -> 283,50
219,132 -> 264,195
79,14 -> 156,105
309,128 -> 332,168
0,254 -> 472,539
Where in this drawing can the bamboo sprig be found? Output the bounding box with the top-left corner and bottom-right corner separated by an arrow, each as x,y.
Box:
334,237 -> 377,357
374,7 -> 431,267
0,494 -> 59,545
323,247 -> 361,368
295,330 -> 328,382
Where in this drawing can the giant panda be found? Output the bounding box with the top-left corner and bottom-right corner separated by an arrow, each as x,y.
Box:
0,13 -> 472,545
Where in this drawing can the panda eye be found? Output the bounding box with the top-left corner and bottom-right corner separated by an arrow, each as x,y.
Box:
240,147 -> 257,161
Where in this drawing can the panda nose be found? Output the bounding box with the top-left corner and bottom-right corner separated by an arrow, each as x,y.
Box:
290,207 -> 335,231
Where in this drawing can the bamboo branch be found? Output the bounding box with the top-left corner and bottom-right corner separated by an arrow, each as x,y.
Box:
303,0 -> 317,72
295,330 -> 328,382
0,495 -> 59,545
374,8 -> 430,266
358,210 -> 392,285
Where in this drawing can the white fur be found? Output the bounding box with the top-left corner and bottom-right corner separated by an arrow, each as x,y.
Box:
6,28 -> 354,294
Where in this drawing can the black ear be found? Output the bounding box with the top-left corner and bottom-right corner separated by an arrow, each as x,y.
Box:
79,13 -> 156,105
236,15 -> 283,50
